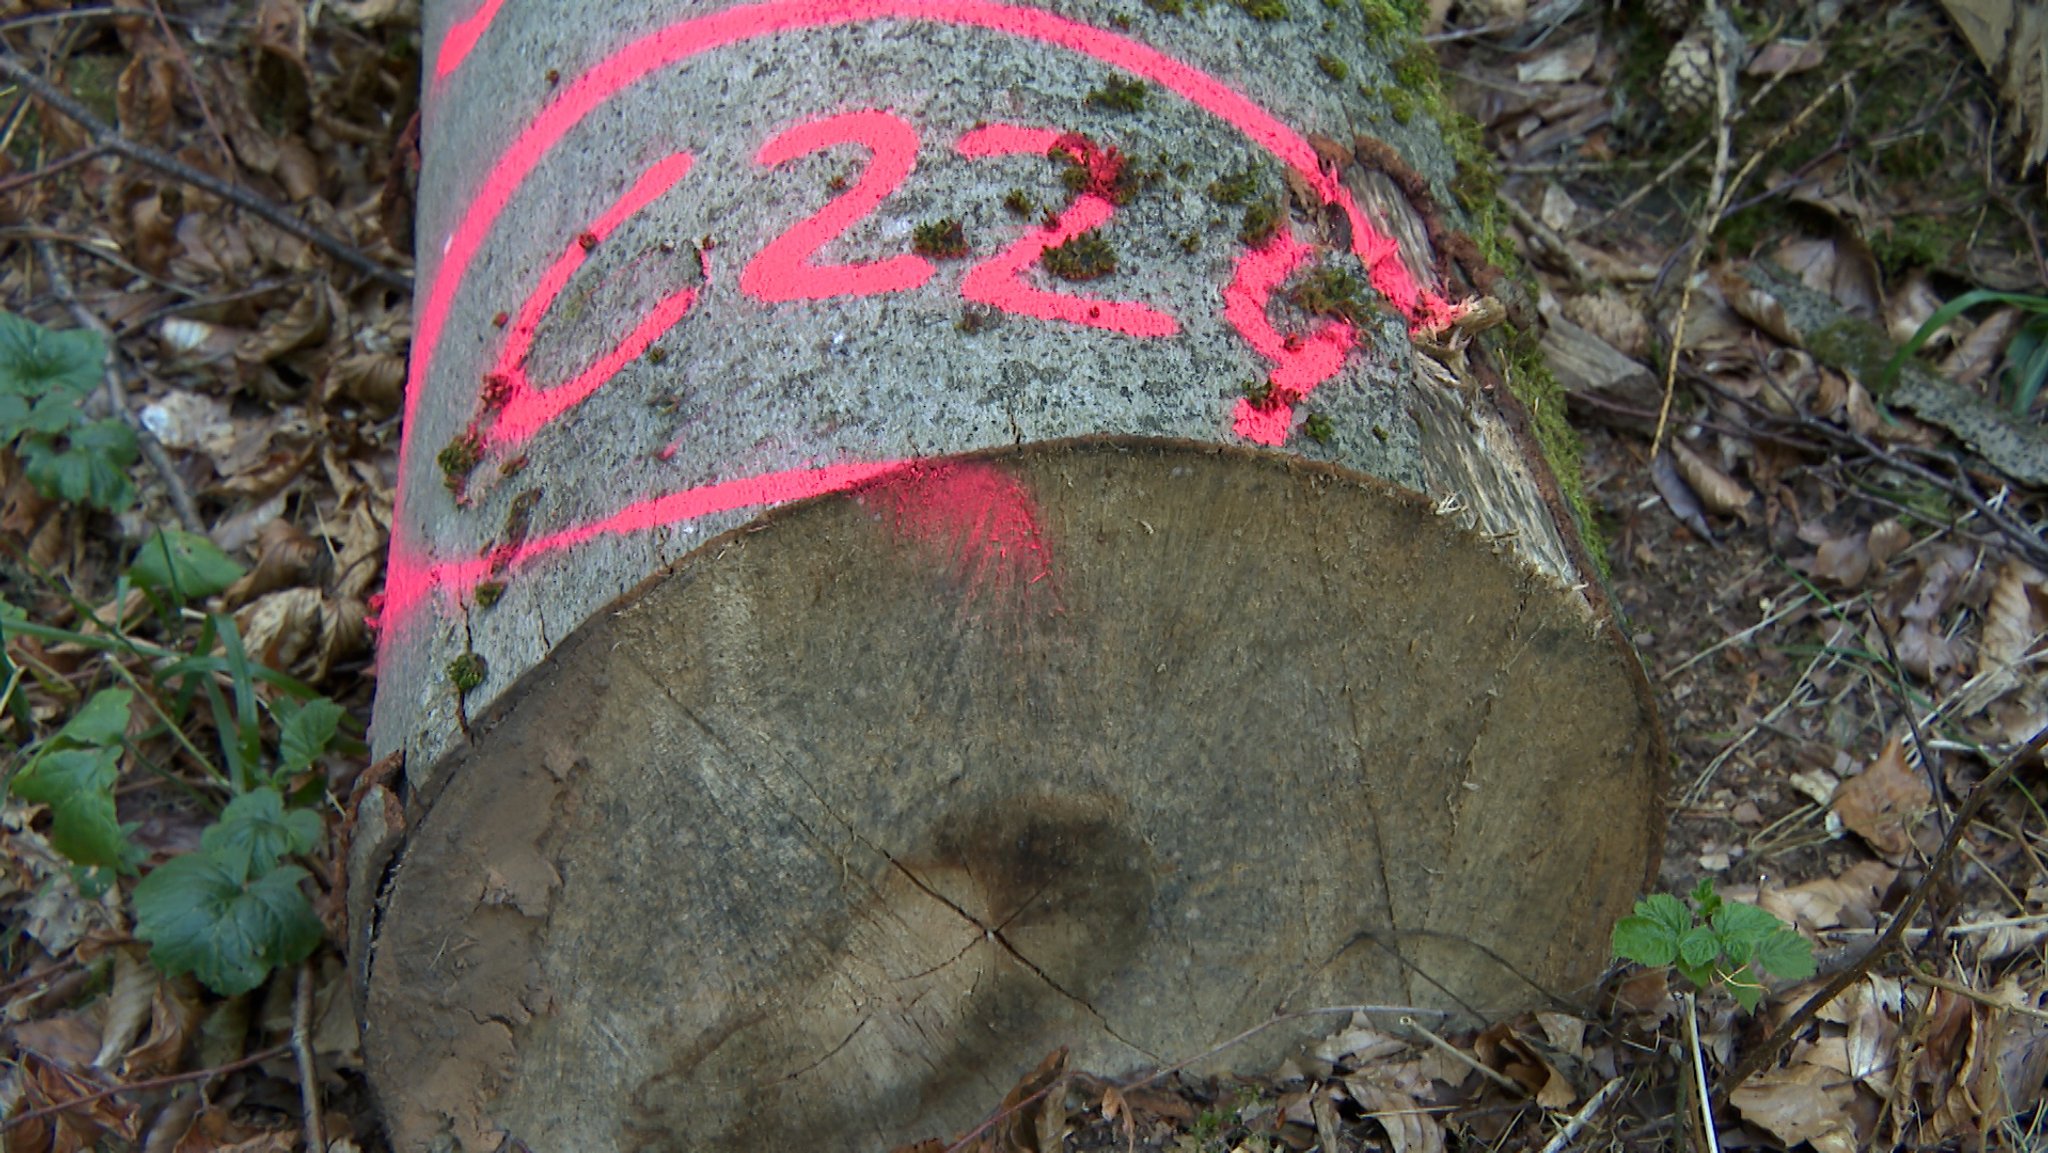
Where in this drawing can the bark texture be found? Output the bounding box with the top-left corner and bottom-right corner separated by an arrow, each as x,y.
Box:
358,3 -> 1665,1149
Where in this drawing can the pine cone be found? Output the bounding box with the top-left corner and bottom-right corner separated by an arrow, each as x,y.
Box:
1562,289 -> 1650,359
1643,0 -> 1693,36
1660,31 -> 1717,120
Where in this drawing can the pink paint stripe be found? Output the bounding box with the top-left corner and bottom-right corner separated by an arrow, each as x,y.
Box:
434,0 -> 507,81
1222,229 -> 1356,396
961,194 -> 1179,338
382,459 -> 908,625
954,122 -> 1064,158
740,109 -> 933,302
492,286 -> 699,442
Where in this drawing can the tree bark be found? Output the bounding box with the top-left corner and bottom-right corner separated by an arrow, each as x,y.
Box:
355,3 -> 1666,1150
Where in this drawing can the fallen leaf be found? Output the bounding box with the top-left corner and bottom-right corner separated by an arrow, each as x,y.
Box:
1651,450 -> 1716,543
1667,438 -> 1756,520
1729,1063 -> 1858,1153
1760,860 -> 1896,931
1343,1073 -> 1445,1153
1832,737 -> 1932,859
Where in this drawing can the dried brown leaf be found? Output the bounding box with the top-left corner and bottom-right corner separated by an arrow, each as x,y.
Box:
1832,737 -> 1932,858
235,587 -> 324,674
1759,860 -> 1896,932
1651,450 -> 1716,543
1343,1074 -> 1444,1153
1977,560 -> 2046,695
1728,1063 -> 1857,1153
1939,306 -> 2023,387
115,43 -> 177,144
1867,518 -> 1912,570
91,946 -> 156,1070
1802,531 -> 1872,588
1668,438 -> 1756,520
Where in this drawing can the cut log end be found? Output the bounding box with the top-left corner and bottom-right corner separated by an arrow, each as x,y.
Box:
360,438 -> 1662,1152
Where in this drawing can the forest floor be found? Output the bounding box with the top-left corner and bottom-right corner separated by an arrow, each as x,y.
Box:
0,0 -> 2044,1151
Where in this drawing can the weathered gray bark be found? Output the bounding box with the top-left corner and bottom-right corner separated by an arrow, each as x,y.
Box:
356,3 -> 1665,1150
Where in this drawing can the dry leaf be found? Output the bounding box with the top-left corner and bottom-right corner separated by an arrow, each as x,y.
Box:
1831,737 -> 1932,858
1802,531 -> 1872,588
1867,518 -> 1912,570
1651,450 -> 1716,543
1344,1074 -> 1445,1153
1760,860 -> 1896,931
91,946 -> 156,1069
1939,307 -> 2023,386
1976,560 -> 2047,697
1729,1063 -> 1858,1153
1668,438 -> 1756,520
236,587 -> 324,674
1887,269 -> 1948,345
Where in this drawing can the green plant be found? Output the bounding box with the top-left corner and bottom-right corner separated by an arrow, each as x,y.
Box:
1041,230 -> 1119,280
1883,289 -> 2048,416
1612,878 -> 1815,1011
3,522 -> 350,996
912,217 -> 970,259
0,311 -> 138,510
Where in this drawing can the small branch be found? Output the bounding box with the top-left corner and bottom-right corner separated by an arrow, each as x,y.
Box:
293,963 -> 326,1153
1908,963 -> 2048,1023
1537,1075 -> 1628,1153
0,1043 -> 291,1133
0,143 -> 106,197
1719,726 -> 2048,1098
1680,992 -> 1722,1153
1403,1014 -> 1528,1096
0,51 -> 409,291
30,239 -> 203,532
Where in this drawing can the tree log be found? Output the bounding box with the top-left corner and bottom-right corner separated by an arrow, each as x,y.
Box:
356,3 -> 1665,1149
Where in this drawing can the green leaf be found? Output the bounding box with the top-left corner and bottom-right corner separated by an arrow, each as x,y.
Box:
20,419 -> 138,510
0,311 -> 104,403
134,853 -> 323,995
10,746 -> 140,871
1612,914 -> 1680,967
201,788 -> 320,879
1678,924 -> 1721,970
1726,965 -> 1765,1012
129,529 -> 243,601
1690,877 -> 1722,919
1753,927 -> 1816,981
1637,892 -> 1692,937
1712,901 -> 1784,951
53,688 -> 134,748
274,697 -> 346,778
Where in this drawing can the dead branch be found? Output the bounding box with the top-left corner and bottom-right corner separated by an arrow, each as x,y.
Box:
0,50 -> 410,291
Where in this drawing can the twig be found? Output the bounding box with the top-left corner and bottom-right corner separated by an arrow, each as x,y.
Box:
1537,1075 -> 1628,1153
1908,964 -> 2048,1023
1680,992 -> 1722,1153
293,962 -> 326,1153
1664,592 -> 1812,680
0,51 -> 409,291
0,144 -> 106,197
1719,726 -> 2048,1099
0,1043 -> 291,1133
30,239 -> 203,532
1498,193 -> 1594,288
1402,1014 -> 1527,1096
1651,0 -> 1737,457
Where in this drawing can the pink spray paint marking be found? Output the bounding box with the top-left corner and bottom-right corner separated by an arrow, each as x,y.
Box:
380,459 -> 910,630
955,124 -> 1177,339
390,0 -> 1454,636
866,460 -> 1059,617
484,153 -> 701,447
741,109 -> 934,302
1222,228 -> 1357,446
433,0 -> 506,81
